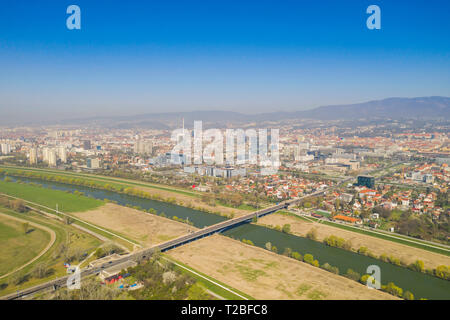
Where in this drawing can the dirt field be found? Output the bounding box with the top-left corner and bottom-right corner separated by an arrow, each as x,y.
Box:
72,203 -> 195,246
134,185 -> 250,218
167,234 -> 397,300
257,213 -> 450,270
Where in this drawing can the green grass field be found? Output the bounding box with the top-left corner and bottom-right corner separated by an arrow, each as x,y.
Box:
0,179 -> 103,213
0,166 -> 200,198
0,166 -> 266,211
0,208 -> 102,297
0,216 -> 51,276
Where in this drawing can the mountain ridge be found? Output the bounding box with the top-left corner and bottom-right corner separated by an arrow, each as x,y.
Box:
7,96 -> 448,126
110,96 -> 450,124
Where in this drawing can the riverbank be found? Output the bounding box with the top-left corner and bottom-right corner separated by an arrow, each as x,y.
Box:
72,203 -> 196,247
0,166 -> 251,218
168,234 -> 398,300
257,213 -> 450,271
0,178 -> 103,213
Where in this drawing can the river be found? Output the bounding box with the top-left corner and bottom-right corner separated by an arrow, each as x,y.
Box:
5,176 -> 450,300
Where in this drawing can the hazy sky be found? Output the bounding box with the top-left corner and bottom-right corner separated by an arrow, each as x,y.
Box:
0,0 -> 449,122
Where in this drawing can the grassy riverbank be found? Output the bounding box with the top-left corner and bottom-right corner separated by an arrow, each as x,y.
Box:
0,179 -> 103,213
0,167 -> 249,218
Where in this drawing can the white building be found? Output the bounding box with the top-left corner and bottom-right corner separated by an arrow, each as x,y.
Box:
134,139 -> 153,156
0,143 -> 11,155
48,149 -> 57,167
42,147 -> 50,162
87,158 -> 101,169
29,148 -> 38,164
58,146 -> 67,163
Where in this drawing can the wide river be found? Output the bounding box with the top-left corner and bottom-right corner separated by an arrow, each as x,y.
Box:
7,177 -> 450,300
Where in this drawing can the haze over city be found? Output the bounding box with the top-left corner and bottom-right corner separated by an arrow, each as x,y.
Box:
1,0 -> 449,123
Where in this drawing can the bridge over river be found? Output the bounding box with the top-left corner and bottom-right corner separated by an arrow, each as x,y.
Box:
1,189 -> 327,300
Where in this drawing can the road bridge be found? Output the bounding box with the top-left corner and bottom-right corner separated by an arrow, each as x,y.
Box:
1,189 -> 328,300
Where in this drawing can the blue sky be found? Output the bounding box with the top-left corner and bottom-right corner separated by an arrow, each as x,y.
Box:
0,0 -> 449,121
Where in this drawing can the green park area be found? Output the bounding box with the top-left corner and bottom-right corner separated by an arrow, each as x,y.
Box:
0,216 -> 51,276
0,166 -> 199,198
0,208 -> 102,297
0,178 -> 103,213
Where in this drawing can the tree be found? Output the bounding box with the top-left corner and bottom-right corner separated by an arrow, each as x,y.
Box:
54,279 -> 120,300
282,224 -> 291,234
64,216 -> 74,225
383,282 -> 403,297
403,291 -> 414,300
283,247 -> 292,257
358,246 -> 368,255
8,273 -> 21,286
265,242 -> 272,251
291,252 -> 302,261
434,265 -> 450,280
360,274 -> 370,285
409,260 -> 424,273
9,273 -> 29,286
32,262 -> 51,279
22,222 -> 30,234
306,228 -> 318,240
321,263 -> 339,274
10,200 -> 27,213
379,253 -> 389,262
303,254 -> 314,265
342,239 -> 352,251
345,269 -> 361,281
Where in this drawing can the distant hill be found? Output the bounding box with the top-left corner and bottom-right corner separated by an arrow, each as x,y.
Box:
124,96 -> 450,124
23,96 -> 449,127
292,96 -> 450,120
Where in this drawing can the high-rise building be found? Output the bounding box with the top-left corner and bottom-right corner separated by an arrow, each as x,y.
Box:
42,147 -> 50,162
58,146 -> 67,163
48,149 -> 57,167
83,140 -> 91,150
29,147 -> 38,164
295,142 -> 312,162
0,143 -> 11,155
134,139 -> 153,155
